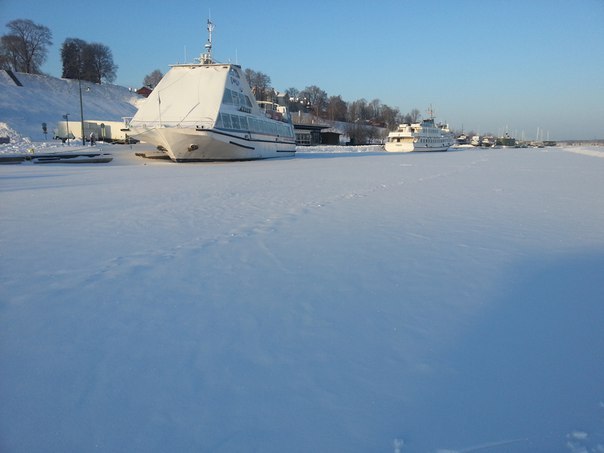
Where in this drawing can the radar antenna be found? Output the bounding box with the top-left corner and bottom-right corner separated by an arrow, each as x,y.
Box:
201,19 -> 214,64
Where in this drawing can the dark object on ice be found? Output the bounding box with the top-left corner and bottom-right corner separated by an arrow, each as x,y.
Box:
31,152 -> 112,163
0,154 -> 24,164
135,152 -> 171,160
0,152 -> 113,164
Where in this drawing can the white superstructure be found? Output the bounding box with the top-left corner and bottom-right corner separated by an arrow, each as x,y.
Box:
384,114 -> 454,153
128,20 -> 295,161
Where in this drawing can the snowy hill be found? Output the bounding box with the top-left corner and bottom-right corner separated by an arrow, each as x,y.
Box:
0,70 -> 143,142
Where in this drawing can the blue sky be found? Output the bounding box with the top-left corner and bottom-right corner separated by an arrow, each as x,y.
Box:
2,0 -> 603,139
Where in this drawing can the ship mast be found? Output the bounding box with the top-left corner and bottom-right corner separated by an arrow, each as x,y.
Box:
426,104 -> 435,119
201,19 -> 214,64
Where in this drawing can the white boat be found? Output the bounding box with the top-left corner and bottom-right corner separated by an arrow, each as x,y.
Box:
384,111 -> 454,153
481,136 -> 495,148
128,21 -> 296,162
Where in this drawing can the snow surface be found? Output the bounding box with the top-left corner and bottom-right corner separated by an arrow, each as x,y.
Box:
1,141 -> 604,453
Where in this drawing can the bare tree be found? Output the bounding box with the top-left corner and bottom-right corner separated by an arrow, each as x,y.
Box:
0,19 -> 52,73
326,95 -> 348,122
300,85 -> 327,118
244,68 -> 272,101
82,42 -> 117,83
143,69 -> 163,88
285,87 -> 300,111
346,122 -> 371,145
380,105 -> 401,130
285,87 -> 299,100
368,99 -> 382,121
410,108 -> 421,122
347,98 -> 368,123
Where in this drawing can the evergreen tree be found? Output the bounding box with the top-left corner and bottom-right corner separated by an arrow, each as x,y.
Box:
61,38 -> 86,79
60,38 -> 117,83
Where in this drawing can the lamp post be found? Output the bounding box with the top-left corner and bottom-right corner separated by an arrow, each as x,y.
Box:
63,113 -> 70,146
78,78 -> 85,146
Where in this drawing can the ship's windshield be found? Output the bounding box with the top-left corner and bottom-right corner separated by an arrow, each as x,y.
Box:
222,88 -> 253,109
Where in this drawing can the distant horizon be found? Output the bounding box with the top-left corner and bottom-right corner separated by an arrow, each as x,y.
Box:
2,0 -> 603,140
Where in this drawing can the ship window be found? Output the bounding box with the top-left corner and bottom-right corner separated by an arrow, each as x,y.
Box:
239,116 -> 248,130
244,96 -> 253,108
221,113 -> 232,129
222,89 -> 233,105
231,115 -> 241,130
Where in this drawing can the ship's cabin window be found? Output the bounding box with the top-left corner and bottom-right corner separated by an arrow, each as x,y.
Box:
223,89 -> 254,110
231,115 -> 241,130
232,91 -> 241,106
221,113 -> 232,128
217,112 -> 293,138
222,88 -> 241,106
222,89 -> 233,105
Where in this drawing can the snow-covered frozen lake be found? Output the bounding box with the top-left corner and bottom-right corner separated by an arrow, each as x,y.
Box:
1,144 -> 603,452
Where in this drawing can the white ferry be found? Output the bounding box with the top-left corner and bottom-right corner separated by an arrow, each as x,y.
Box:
384,111 -> 454,153
128,21 -> 295,161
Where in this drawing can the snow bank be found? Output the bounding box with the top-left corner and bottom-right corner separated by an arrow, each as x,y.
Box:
562,146 -> 604,159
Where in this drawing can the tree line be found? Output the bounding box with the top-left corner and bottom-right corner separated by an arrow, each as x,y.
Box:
2,18 -> 420,141
241,69 -> 420,133
1,18 -> 117,84
241,69 -> 421,144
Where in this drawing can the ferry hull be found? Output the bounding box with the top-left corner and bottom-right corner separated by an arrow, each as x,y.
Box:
385,116 -> 454,153
130,127 -> 296,162
384,142 -> 451,153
